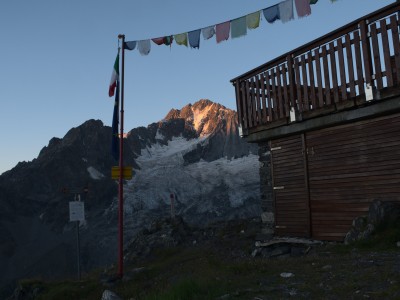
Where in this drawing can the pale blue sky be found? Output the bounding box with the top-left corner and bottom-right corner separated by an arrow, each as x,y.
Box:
0,0 -> 395,174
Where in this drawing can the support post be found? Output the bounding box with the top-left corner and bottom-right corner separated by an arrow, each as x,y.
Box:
117,34 -> 125,279
75,194 -> 81,281
170,193 -> 175,220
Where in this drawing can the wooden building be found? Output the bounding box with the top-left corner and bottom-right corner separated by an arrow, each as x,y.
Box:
231,2 -> 400,241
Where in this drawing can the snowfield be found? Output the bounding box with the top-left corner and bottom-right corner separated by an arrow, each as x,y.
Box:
118,135 -> 260,226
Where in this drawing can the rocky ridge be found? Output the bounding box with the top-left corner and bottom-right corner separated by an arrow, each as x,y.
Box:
0,99 -> 260,297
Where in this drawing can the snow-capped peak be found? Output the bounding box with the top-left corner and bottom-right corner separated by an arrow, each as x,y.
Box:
163,99 -> 236,137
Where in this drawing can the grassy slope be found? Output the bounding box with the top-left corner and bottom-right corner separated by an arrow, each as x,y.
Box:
16,219 -> 400,300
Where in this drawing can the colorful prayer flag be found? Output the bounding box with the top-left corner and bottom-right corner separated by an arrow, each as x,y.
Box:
152,36 -> 173,46
246,11 -> 261,29
216,21 -> 230,44
120,0 -> 322,54
295,0 -> 311,18
231,17 -> 247,39
263,5 -> 280,24
188,29 -> 201,49
279,0 -> 294,23
152,37 -> 165,45
164,36 -> 174,46
202,26 -> 216,40
124,41 -> 136,51
108,54 -> 119,97
138,40 -> 151,55
174,33 -> 188,46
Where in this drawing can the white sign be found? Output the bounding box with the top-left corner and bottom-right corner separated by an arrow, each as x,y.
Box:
69,201 -> 85,222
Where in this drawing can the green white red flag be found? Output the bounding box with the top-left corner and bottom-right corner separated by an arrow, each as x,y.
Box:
109,54 -> 119,97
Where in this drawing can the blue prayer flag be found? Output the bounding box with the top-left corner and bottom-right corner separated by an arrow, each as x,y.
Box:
188,29 -> 201,49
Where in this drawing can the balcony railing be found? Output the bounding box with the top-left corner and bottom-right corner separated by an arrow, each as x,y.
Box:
231,2 -> 400,136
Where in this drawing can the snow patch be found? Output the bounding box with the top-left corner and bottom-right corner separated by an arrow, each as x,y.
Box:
155,129 -> 164,140
137,135 -> 207,166
184,155 -> 260,208
124,152 -> 259,213
193,105 -> 213,133
87,166 -> 104,180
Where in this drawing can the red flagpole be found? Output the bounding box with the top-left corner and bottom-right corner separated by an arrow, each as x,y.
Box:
117,34 -> 125,278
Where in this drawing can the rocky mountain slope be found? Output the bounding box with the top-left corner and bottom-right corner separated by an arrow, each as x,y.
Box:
0,99 -> 260,297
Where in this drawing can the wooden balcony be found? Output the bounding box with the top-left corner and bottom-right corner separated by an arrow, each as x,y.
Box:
231,2 -> 400,138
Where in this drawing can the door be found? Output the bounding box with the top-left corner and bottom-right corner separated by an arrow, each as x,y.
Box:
270,134 -> 310,237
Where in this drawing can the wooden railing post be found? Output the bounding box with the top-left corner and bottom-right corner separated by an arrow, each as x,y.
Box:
241,81 -> 249,131
234,80 -> 244,130
287,54 -> 297,117
359,19 -> 373,87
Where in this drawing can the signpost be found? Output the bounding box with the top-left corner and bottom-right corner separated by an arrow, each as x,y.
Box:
111,166 -> 132,180
69,201 -> 85,222
170,193 -> 175,220
67,192 -> 86,281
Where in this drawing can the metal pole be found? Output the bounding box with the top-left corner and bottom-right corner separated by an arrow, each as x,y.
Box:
76,194 -> 81,280
170,193 -> 175,220
117,34 -> 125,279
76,221 -> 81,280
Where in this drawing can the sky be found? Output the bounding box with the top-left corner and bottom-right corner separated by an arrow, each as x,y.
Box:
0,0 -> 395,175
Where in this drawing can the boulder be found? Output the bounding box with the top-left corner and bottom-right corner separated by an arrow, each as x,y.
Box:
101,290 -> 122,300
345,200 -> 400,245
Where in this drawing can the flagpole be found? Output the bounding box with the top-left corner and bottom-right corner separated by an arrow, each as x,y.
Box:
117,33 -> 125,278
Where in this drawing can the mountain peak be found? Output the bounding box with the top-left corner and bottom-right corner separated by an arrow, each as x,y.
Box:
163,99 -> 234,136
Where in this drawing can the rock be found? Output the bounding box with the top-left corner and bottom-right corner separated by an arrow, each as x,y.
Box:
251,248 -> 261,257
10,283 -> 43,300
101,290 -> 122,300
270,245 -> 290,257
290,246 -> 306,257
322,265 -> 332,270
368,200 -> 400,225
216,294 -> 231,299
261,212 -> 274,223
359,224 -> 374,240
288,288 -> 297,296
396,241 -> 400,248
344,228 -> 358,245
345,200 -> 400,245
353,216 -> 367,231
280,272 -> 294,278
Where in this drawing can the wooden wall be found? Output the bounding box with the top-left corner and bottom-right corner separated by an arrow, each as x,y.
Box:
270,113 -> 400,241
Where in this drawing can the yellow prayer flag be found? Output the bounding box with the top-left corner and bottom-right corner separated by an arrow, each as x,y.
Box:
174,33 -> 188,46
246,11 -> 261,29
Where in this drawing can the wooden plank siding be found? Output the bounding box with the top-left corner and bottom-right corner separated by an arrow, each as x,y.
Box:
271,135 -> 310,238
231,2 -> 400,136
270,113 -> 400,241
306,113 -> 400,241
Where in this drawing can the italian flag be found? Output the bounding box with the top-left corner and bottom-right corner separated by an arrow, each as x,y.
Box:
108,54 -> 119,97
